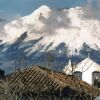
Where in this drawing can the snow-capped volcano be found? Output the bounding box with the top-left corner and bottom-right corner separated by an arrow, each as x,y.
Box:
4,5 -> 100,53
0,5 -> 100,73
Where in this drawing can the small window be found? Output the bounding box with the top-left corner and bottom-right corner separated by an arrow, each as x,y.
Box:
92,71 -> 100,88
74,71 -> 82,80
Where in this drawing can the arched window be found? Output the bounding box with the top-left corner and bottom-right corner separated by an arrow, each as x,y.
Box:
74,71 -> 82,80
92,71 -> 100,88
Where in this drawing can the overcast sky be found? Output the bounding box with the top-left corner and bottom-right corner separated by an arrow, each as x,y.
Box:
0,0 -> 99,21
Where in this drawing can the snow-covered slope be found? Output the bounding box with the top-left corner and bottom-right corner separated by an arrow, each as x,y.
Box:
0,5 -> 100,73
3,5 -> 100,54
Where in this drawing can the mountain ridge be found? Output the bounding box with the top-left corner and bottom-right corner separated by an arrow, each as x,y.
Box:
0,5 -> 100,73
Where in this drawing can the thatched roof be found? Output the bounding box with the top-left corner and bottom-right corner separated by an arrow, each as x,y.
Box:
6,66 -> 100,97
40,67 -> 100,96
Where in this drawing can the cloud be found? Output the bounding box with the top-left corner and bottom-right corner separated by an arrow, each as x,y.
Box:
93,0 -> 100,19
83,0 -> 100,20
0,18 -> 6,22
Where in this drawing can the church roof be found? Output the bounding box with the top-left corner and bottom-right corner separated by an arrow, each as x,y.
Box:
75,58 -> 100,72
63,57 -> 100,75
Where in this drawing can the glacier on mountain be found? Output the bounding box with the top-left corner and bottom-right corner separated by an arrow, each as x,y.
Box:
0,5 -> 100,73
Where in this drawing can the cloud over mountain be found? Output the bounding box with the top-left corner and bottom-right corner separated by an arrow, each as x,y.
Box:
0,5 -> 100,73
3,5 -> 100,52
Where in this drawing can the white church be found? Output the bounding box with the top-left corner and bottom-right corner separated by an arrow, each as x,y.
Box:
63,57 -> 100,88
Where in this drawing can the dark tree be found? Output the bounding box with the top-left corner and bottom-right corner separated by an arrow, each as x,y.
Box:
0,69 -> 5,80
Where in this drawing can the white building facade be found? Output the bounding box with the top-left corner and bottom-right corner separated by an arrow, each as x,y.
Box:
63,58 -> 100,86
